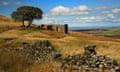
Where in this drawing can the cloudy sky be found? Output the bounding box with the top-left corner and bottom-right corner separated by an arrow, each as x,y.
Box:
0,0 -> 120,27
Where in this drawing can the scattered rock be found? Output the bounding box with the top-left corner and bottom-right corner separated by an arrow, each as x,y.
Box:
10,40 -> 62,63
10,41 -> 120,72
61,45 -> 120,72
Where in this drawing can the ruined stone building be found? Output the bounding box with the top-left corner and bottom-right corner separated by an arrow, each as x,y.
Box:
37,24 -> 68,33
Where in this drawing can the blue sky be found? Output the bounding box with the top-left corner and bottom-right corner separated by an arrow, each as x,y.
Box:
0,0 -> 120,27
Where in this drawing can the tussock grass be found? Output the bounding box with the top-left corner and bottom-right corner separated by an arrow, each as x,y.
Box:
30,61 -> 60,72
0,50 -> 29,72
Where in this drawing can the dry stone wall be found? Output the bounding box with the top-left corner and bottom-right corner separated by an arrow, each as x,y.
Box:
9,40 -> 120,72
61,45 -> 120,72
10,40 -> 62,63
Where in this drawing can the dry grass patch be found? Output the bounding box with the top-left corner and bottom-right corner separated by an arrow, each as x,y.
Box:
0,50 -> 29,72
30,61 -> 60,72
41,30 -> 67,39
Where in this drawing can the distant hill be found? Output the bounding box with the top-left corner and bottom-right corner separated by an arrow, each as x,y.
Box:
96,27 -> 120,38
72,26 -> 120,39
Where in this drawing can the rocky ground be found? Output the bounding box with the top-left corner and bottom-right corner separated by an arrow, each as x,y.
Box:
61,45 -> 120,72
10,40 -> 62,63
9,40 -> 120,72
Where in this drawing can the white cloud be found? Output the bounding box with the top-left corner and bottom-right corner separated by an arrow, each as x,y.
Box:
73,5 -> 88,11
74,11 -> 88,15
1,1 -> 29,6
50,5 -> 88,16
112,8 -> 120,13
34,16 -> 57,24
51,6 -> 70,15
45,5 -> 120,26
92,6 -> 108,10
77,16 -> 105,22
92,5 -> 120,11
2,2 -> 9,6
15,1 -> 22,5
41,17 -> 57,24
112,19 -> 120,23
107,13 -> 114,18
102,11 -> 109,14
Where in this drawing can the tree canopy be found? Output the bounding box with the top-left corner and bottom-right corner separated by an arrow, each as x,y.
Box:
11,6 -> 43,27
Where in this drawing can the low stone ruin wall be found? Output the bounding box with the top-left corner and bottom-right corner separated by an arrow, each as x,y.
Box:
61,45 -> 120,72
10,40 -> 62,63
9,40 -> 120,72
37,24 -> 68,33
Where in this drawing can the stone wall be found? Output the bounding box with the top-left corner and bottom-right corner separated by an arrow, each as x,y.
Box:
10,40 -> 62,63
9,41 -> 120,72
61,45 -> 120,72
38,24 -> 68,33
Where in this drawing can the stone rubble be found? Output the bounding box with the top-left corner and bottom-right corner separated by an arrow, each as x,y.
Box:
10,40 -> 62,63
10,40 -> 120,72
61,45 -> 120,72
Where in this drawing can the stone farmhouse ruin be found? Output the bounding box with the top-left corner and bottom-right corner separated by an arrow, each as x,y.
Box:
36,24 -> 68,34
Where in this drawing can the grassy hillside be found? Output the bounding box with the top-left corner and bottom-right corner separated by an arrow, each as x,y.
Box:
0,15 -> 21,33
96,27 -> 120,36
0,15 -> 120,72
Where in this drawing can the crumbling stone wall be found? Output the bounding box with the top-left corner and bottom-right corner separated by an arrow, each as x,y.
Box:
9,41 -> 120,72
10,40 -> 62,63
38,24 -> 68,33
61,45 -> 120,72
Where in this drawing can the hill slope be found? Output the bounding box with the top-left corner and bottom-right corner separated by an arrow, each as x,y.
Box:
0,14 -> 11,21
0,15 -> 120,61
0,15 -> 120,71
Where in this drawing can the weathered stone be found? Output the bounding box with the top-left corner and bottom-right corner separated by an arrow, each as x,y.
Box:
10,40 -> 62,63
61,45 -> 120,72
37,24 -> 68,33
